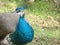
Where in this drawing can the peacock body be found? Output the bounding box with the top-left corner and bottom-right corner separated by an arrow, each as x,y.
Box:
1,7 -> 34,45
0,0 -> 35,44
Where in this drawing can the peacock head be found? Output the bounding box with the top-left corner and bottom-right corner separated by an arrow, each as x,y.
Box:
15,7 -> 25,18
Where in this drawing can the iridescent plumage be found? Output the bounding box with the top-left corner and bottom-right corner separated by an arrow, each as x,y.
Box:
1,7 -> 34,45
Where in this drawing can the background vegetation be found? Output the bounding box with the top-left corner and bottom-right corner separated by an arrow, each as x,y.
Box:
0,0 -> 60,45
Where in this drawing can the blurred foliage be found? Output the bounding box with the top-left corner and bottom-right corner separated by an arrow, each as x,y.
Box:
0,0 -> 24,12
29,0 -> 60,17
0,0 -> 60,15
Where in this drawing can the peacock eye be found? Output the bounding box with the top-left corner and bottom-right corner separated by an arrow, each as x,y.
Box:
19,10 -> 21,12
17,10 -> 21,13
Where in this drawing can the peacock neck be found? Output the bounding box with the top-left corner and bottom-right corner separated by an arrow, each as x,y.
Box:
10,15 -> 34,45
10,15 -> 25,45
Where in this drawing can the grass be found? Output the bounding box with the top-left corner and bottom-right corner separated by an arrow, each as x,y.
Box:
27,25 -> 60,45
25,14 -> 60,45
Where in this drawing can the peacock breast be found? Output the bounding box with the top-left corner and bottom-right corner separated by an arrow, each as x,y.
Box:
15,17 -> 34,44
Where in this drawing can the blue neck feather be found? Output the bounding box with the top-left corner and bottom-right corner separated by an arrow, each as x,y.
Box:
10,16 -> 34,45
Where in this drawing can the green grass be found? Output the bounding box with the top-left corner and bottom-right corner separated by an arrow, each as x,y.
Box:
26,27 -> 60,45
26,23 -> 60,45
25,14 -> 60,45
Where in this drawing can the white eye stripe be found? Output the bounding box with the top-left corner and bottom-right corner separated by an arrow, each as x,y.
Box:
17,11 -> 25,16
17,10 -> 24,13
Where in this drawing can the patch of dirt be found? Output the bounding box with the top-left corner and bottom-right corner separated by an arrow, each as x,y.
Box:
25,14 -> 60,30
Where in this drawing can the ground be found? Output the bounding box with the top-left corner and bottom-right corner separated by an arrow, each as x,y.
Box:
25,13 -> 60,45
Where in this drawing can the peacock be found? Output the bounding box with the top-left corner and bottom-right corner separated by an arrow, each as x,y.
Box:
1,7 -> 34,45
0,0 -> 34,45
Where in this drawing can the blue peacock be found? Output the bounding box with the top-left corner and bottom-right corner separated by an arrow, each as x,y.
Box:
1,7 -> 34,45
0,0 -> 34,45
